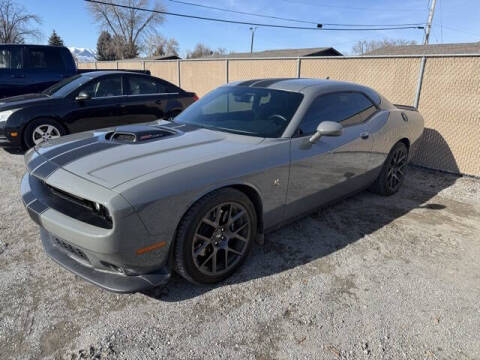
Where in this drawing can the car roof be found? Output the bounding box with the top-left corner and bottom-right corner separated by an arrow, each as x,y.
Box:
227,78 -> 381,103
228,77 -> 372,93
0,44 -> 68,50
80,71 -> 151,79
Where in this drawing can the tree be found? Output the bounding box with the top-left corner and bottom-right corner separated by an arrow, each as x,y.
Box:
186,43 -> 227,59
48,30 -> 64,46
96,31 -> 117,60
87,0 -> 164,59
352,38 -> 418,55
145,34 -> 179,57
0,0 -> 41,43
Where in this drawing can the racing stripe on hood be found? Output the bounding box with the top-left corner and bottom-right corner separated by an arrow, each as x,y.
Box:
31,141 -> 121,181
27,137 -> 99,172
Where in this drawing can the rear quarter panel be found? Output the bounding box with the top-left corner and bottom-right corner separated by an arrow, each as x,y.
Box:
369,108 -> 424,170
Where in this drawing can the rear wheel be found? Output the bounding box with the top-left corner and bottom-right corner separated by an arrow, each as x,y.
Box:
369,142 -> 409,196
175,188 -> 257,284
23,118 -> 66,149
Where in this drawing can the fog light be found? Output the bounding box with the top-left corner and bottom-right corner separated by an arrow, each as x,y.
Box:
10,132 -> 18,137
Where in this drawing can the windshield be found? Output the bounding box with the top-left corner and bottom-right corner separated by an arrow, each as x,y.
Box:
42,75 -> 91,97
175,86 -> 304,138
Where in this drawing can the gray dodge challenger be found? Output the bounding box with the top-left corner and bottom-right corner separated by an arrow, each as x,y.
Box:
21,78 -> 424,293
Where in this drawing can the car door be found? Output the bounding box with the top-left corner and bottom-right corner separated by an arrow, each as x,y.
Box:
64,74 -> 125,133
286,91 -> 378,217
0,46 -> 26,98
121,75 -> 181,124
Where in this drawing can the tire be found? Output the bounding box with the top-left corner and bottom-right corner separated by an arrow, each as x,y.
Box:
23,118 -> 67,149
175,188 -> 257,284
369,142 -> 409,196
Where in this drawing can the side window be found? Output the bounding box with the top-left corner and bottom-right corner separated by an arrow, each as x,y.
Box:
127,76 -> 164,95
81,76 -> 123,98
25,48 -> 65,71
0,47 -> 22,69
299,92 -> 376,135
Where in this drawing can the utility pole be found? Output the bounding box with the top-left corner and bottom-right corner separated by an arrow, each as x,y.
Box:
424,0 -> 437,45
249,27 -> 257,53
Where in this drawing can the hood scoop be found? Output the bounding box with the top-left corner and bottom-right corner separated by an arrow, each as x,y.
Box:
106,125 -> 175,144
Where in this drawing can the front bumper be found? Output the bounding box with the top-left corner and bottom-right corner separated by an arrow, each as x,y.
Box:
41,229 -> 170,293
0,123 -> 22,149
21,167 -> 173,293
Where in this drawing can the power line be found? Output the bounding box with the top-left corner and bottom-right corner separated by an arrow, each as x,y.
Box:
168,0 -> 426,27
85,0 -> 425,31
442,25 -> 480,38
276,0 -> 426,13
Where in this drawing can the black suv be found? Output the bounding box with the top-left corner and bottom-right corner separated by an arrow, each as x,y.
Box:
0,44 -> 77,98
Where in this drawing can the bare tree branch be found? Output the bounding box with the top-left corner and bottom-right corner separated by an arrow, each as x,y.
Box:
0,0 -> 41,44
86,0 -> 164,59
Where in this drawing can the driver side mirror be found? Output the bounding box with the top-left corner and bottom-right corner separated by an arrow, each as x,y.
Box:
309,121 -> 343,144
75,91 -> 91,101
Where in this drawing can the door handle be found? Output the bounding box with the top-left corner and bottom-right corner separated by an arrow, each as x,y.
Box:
360,132 -> 369,139
10,74 -> 25,79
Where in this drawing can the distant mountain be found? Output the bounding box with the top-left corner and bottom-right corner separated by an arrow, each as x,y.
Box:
69,47 -> 97,63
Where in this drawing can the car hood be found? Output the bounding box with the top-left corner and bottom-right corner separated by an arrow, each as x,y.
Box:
0,93 -> 54,109
27,121 -> 264,189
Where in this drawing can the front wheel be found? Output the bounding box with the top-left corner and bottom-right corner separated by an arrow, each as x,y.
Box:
23,118 -> 66,149
174,188 -> 257,284
369,142 -> 409,196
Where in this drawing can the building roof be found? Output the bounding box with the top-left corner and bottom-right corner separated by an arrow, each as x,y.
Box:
367,42 -> 480,55
208,47 -> 342,59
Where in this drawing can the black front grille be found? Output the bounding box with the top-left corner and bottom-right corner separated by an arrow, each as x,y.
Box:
41,182 -> 113,229
54,238 -> 89,263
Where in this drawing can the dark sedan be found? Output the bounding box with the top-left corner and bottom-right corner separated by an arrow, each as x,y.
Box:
0,71 -> 198,150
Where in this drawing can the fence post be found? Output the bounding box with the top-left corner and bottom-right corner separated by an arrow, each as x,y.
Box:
94,62 -> 97,70
225,59 -> 229,83
143,61 -> 146,71
414,56 -> 427,108
116,61 -> 119,70
177,59 -> 181,87
297,57 -> 301,78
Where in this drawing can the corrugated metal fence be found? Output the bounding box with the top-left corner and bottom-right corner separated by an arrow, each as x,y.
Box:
79,55 -> 480,177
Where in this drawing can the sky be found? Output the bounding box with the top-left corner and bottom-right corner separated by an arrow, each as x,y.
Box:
20,0 -> 480,56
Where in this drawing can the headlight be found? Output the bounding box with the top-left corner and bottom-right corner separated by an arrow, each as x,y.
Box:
0,109 -> 17,122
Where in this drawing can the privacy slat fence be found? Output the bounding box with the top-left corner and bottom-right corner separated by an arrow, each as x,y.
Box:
79,55 -> 480,177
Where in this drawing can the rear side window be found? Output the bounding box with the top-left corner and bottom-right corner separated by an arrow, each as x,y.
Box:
81,76 -> 123,98
126,76 -> 178,95
25,47 -> 65,71
0,47 -> 22,69
299,92 -> 377,135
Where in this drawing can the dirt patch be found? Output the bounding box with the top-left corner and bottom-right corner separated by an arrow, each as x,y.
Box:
1,150 -> 480,359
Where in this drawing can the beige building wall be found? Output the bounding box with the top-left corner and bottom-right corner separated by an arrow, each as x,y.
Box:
77,62 -> 96,70
180,60 -> 226,96
95,61 -> 118,70
300,57 -> 421,105
145,61 -> 178,86
228,59 -> 297,82
117,61 -> 143,70
412,57 -> 480,176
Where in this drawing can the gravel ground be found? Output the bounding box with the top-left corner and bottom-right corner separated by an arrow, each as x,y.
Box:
0,149 -> 479,360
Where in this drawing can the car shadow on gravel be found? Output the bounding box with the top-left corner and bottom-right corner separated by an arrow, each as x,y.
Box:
149,131 -> 460,302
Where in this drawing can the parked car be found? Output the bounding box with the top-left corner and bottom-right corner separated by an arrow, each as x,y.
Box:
0,44 -> 77,98
0,71 -> 198,150
21,78 -> 424,293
